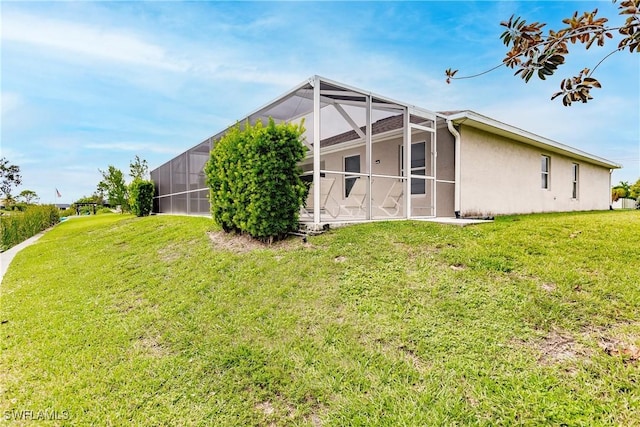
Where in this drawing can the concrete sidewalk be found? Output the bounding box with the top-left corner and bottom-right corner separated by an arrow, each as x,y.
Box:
0,231 -> 46,284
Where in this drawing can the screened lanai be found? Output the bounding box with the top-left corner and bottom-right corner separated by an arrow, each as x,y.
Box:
151,76 -> 456,227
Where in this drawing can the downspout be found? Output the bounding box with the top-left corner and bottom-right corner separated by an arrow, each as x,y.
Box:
609,169 -> 613,210
446,119 -> 462,218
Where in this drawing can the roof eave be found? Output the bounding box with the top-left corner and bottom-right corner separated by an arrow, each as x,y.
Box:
444,111 -> 621,169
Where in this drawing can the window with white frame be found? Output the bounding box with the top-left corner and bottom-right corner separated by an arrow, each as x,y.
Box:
572,163 -> 579,199
344,155 -> 360,197
541,155 -> 550,189
399,141 -> 427,195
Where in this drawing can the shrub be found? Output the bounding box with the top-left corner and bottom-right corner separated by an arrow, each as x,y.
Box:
79,205 -> 95,215
97,207 -> 114,215
129,179 -> 154,217
205,118 -> 306,241
60,207 -> 75,217
11,203 -> 27,212
0,204 -> 60,251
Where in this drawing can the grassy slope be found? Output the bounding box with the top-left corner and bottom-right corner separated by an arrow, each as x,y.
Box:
1,212 -> 639,426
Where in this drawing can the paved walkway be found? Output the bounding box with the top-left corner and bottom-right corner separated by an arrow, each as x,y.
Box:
0,231 -> 46,284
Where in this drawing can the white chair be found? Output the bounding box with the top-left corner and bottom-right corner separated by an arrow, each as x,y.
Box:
340,177 -> 368,217
376,180 -> 404,217
301,177 -> 338,218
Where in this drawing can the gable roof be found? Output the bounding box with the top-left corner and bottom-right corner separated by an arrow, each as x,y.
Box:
439,110 -> 621,169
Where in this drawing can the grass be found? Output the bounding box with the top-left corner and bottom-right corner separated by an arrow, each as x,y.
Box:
1,211 -> 639,425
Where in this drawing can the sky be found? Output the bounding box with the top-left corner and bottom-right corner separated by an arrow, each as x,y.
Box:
1,0 -> 639,204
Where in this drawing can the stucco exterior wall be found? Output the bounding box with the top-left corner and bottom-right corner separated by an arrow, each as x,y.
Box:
435,128 -> 455,217
436,128 -> 455,182
459,126 -> 612,217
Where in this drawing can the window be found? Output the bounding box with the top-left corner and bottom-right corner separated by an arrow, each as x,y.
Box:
572,163 -> 579,199
344,155 -> 360,197
541,155 -> 550,189
400,142 -> 427,194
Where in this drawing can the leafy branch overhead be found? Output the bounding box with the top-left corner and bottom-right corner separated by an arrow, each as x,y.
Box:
446,0 -> 639,105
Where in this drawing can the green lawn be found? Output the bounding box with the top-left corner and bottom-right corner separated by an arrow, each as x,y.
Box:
1,211 -> 639,425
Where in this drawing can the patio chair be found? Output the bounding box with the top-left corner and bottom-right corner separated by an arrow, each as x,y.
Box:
339,177 -> 368,217
301,177 -> 338,218
376,180 -> 404,217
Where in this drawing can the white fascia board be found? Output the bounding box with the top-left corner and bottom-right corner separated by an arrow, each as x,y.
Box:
445,110 -> 621,169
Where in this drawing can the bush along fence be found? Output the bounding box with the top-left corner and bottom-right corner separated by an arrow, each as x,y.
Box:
0,204 -> 60,251
205,118 -> 307,242
129,179 -> 154,217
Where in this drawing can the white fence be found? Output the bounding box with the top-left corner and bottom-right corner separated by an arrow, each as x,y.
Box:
612,198 -> 638,209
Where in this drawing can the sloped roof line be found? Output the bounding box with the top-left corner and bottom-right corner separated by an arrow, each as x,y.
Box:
439,110 -> 621,169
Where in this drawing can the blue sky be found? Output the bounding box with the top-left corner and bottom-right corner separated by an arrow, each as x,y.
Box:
2,1 -> 638,204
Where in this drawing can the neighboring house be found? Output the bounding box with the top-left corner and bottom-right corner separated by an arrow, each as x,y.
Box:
151,76 -> 620,227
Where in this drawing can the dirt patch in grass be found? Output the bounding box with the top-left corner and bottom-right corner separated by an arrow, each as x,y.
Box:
598,337 -> 640,362
533,323 -> 640,367
207,231 -> 311,254
255,397 -> 302,425
158,239 -> 201,262
540,282 -> 556,292
134,335 -> 170,358
393,241 -> 442,260
309,414 -> 323,427
536,329 -> 591,366
255,401 -> 275,416
397,344 -> 428,372
158,244 -> 181,263
586,322 -> 640,363
118,296 -> 146,314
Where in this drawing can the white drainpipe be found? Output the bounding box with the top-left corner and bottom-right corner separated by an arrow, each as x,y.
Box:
446,119 -> 462,217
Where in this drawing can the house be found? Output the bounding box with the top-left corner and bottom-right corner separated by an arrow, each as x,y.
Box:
151,76 -> 620,227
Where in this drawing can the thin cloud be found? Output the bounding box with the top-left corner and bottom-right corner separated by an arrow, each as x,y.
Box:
84,142 -> 181,155
1,92 -> 23,116
2,11 -> 189,72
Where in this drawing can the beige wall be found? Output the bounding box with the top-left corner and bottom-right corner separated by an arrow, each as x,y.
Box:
436,128 -> 455,182
435,128 -> 455,217
459,126 -> 611,217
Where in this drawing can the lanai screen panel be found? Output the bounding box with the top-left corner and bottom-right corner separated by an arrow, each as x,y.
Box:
188,141 -> 210,191
311,81 -> 413,222
408,110 -> 437,218
151,76 -> 438,221
152,140 -> 211,215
